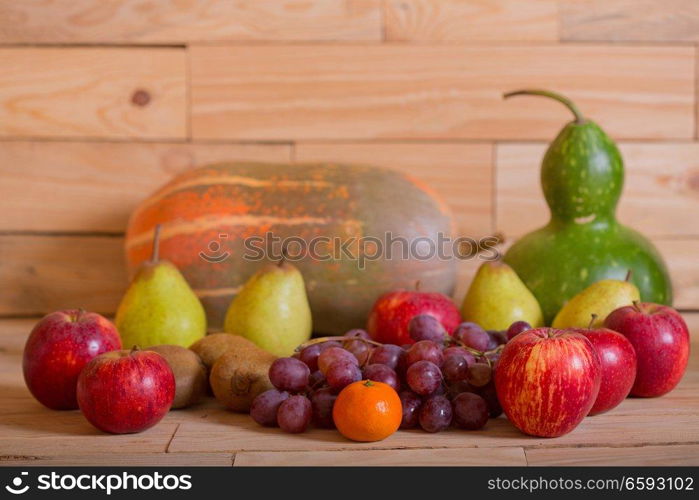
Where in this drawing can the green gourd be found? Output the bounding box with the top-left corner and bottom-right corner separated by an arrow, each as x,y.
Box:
502,89 -> 672,324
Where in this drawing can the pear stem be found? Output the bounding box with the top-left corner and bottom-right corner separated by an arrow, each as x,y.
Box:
625,269 -> 633,282
588,314 -> 598,329
150,224 -> 162,264
504,89 -> 585,124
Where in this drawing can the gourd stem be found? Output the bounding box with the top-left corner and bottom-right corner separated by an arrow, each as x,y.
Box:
503,89 -> 585,124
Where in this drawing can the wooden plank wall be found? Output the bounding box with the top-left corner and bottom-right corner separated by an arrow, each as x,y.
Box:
1,0 -> 698,319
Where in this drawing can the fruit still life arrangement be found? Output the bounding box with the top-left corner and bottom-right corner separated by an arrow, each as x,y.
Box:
21,90 -> 690,445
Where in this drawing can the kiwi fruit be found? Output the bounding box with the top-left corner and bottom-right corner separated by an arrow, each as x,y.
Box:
148,345 -> 207,409
208,335 -> 277,412
190,332 -> 245,371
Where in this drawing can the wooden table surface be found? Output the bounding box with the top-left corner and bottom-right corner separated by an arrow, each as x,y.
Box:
2,316 -> 698,467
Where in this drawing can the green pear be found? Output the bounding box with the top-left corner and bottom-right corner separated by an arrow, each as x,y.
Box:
224,259 -> 312,357
552,275 -> 640,328
461,261 -> 544,331
116,225 -> 206,348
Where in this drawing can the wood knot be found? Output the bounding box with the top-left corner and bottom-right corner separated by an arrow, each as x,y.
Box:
131,89 -> 151,107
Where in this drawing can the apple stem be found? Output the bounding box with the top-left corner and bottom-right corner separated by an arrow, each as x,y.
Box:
588,314 -> 598,329
130,345 -> 140,354
625,269 -> 633,282
150,224 -> 162,264
415,280 -> 422,291
632,300 -> 642,312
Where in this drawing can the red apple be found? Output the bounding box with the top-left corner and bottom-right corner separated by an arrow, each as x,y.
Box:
23,309 -> 121,410
572,327 -> 637,415
367,289 -> 461,345
495,328 -> 600,437
604,303 -> 689,397
77,348 -> 175,434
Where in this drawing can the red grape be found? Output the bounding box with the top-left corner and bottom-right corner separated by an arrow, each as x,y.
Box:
408,314 -> 446,343
446,380 -> 474,399
476,380 -> 503,418
419,395 -> 452,432
344,339 -> 371,365
326,360 -> 362,391
345,328 -> 370,339
507,321 -> 532,341
277,395 -> 312,433
452,392 -> 488,430
250,389 -> 289,427
269,357 -> 310,392
406,360 -> 442,396
362,364 -> 400,392
491,330 -> 508,345
405,340 -> 444,368
368,344 -> 403,369
453,322 -> 490,351
318,347 -> 358,375
299,344 -> 323,371
443,355 -> 469,384
443,346 -> 476,366
485,332 -> 499,350
311,387 -> 337,428
399,390 -> 422,429
467,362 -> 492,388
308,369 -> 325,389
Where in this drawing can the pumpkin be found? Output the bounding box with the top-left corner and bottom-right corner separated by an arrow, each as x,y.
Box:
125,162 -> 456,335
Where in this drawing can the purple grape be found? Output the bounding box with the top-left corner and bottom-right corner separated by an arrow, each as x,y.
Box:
452,392 -> 488,430
443,346 -> 476,365
476,380 -> 503,418
507,321 -> 532,341
446,380 -> 474,399
277,395 -> 312,433
443,355 -> 469,384
345,328 -> 370,339
299,344 -> 323,371
453,322 -> 490,351
326,360 -> 362,391
308,369 -> 325,389
405,340 -> 444,368
344,339 -> 372,365
311,387 -> 337,428
408,314 -> 446,343
320,340 -> 343,350
269,357 -> 310,392
467,362 -> 492,388
406,360 -> 442,396
399,391 -> 422,429
368,344 -> 403,369
318,347 -> 358,375
419,395 -> 452,432
492,330 -> 508,346
485,332 -> 500,350
250,389 -> 289,427
362,364 -> 400,392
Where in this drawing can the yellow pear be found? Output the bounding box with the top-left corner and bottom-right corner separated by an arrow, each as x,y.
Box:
224,259 -> 312,356
552,276 -> 640,328
461,261 -> 544,330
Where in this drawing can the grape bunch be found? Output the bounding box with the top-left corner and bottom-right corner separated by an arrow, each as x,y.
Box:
250,315 -> 532,435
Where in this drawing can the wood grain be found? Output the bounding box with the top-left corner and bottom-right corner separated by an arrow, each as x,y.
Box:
0,48 -> 186,139
0,0 -> 381,43
655,239 -> 699,310
234,447 -> 527,466
525,445 -> 699,466
1,453 -> 233,467
385,0 -> 558,42
0,235 -> 127,316
560,0 -> 699,42
295,142 -> 493,237
0,141 -> 291,232
496,143 -> 699,239
190,44 -> 694,141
